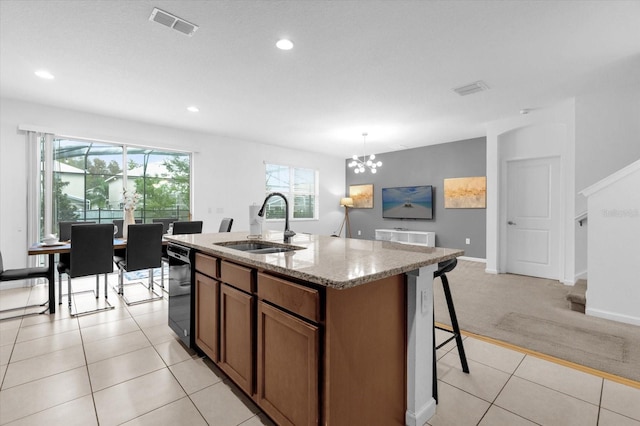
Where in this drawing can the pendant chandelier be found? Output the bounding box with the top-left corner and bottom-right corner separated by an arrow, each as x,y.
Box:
348,133 -> 382,174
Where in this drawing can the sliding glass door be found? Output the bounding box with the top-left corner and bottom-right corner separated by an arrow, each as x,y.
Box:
40,138 -> 191,239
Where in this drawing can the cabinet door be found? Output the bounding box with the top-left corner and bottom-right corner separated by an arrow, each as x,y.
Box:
219,283 -> 254,395
195,272 -> 218,361
257,301 -> 319,426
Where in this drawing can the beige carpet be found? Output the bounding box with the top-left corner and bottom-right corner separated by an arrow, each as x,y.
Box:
434,260 -> 640,382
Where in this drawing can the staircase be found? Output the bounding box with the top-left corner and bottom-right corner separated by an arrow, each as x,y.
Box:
566,280 -> 587,313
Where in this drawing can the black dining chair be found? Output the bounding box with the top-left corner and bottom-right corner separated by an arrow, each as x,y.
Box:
62,223 -> 115,316
56,221 -> 95,305
113,218 -> 142,238
152,218 -> 178,235
172,220 -> 204,235
219,217 -> 234,232
157,220 -> 203,289
114,223 -> 164,305
0,251 -> 50,320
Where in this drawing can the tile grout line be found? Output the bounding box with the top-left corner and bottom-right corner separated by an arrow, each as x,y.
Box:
481,353 -> 544,426
76,313 -> 101,425
444,324 -> 640,390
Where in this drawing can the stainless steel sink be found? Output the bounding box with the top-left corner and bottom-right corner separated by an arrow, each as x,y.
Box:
214,241 -> 302,254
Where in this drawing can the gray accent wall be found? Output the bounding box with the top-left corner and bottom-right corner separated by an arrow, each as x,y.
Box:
345,137 -> 487,258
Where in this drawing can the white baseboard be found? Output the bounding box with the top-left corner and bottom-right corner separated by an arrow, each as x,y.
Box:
458,256 -> 486,263
586,307 -> 640,326
575,270 -> 588,281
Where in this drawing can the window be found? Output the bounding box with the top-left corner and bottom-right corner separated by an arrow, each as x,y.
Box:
264,163 -> 318,220
40,137 -> 191,238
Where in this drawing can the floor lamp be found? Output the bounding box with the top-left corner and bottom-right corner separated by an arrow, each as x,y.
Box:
337,197 -> 353,238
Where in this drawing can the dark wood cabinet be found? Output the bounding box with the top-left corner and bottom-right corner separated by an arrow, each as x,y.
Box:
257,300 -> 319,426
195,272 -> 218,362
219,282 -> 254,395
193,253 -> 406,425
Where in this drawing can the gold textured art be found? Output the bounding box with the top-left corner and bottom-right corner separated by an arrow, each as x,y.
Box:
349,184 -> 374,208
444,177 -> 486,208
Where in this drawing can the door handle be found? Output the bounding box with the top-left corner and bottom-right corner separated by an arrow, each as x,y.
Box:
507,221 -> 517,225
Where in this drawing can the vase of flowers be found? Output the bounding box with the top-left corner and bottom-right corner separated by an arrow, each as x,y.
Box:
122,189 -> 140,239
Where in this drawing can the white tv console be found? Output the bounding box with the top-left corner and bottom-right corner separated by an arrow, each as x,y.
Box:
374,229 -> 436,247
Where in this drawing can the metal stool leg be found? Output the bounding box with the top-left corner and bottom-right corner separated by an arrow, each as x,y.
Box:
433,310 -> 438,404
440,273 -> 469,374
67,275 -> 72,309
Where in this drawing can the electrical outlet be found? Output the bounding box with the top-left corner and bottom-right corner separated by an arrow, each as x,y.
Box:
358,230 -> 362,236
465,238 -> 470,245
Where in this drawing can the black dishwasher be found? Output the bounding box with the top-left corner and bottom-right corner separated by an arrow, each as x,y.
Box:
167,243 -> 195,348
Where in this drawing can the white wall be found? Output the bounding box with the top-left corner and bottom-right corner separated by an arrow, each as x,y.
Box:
582,160 -> 640,325
486,82 -> 640,284
486,100 -> 576,284
574,84 -> 640,278
0,98 -> 346,270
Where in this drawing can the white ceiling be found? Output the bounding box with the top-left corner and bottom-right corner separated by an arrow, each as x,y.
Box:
1,1 -> 639,158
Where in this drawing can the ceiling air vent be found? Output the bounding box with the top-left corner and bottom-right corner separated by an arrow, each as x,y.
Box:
149,8 -> 198,37
453,81 -> 490,96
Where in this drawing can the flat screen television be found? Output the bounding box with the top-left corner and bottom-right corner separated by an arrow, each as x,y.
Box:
382,185 -> 433,220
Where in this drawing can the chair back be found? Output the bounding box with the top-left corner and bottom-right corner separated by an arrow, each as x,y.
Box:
172,220 -> 203,235
59,221 -> 95,241
69,224 -> 114,278
125,223 -> 163,271
113,219 -> 142,238
219,218 -> 233,232
152,218 -> 177,234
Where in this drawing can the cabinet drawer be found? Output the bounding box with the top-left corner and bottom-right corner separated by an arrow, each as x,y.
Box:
258,273 -> 320,323
221,260 -> 254,293
195,253 -> 218,278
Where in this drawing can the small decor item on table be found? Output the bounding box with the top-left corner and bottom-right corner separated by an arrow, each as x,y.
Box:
122,189 -> 141,239
42,234 -> 59,245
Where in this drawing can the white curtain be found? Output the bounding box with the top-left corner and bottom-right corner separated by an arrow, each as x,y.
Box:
25,131 -> 53,267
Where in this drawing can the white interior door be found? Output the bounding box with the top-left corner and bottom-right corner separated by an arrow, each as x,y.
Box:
506,157 -> 560,279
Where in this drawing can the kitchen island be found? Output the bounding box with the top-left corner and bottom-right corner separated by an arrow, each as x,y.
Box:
166,231 -> 463,426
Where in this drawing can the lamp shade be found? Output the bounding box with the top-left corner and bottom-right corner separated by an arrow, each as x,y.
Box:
340,197 -> 354,207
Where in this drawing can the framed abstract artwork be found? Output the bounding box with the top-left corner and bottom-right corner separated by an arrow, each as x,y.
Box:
349,184 -> 374,208
444,176 -> 486,208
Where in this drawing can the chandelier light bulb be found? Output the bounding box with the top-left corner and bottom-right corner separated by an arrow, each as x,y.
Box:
349,132 -> 382,174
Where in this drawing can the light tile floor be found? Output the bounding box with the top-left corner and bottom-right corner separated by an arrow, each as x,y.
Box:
1,278 -> 639,426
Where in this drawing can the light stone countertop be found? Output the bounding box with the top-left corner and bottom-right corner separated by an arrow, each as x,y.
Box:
166,231 -> 464,289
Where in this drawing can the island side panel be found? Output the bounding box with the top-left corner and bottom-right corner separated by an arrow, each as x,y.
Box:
323,274 -> 407,425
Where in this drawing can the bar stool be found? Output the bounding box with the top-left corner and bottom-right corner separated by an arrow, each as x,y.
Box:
433,258 -> 469,403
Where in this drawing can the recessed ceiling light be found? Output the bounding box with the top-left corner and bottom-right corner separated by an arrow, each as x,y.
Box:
187,106 -> 199,113
276,39 -> 294,50
35,70 -> 54,80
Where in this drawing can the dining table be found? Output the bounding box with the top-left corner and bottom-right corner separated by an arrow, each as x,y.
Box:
28,238 -> 130,314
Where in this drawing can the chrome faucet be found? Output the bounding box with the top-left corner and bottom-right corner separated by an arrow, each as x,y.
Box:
258,192 -> 296,243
